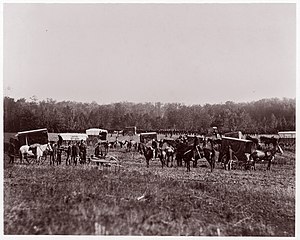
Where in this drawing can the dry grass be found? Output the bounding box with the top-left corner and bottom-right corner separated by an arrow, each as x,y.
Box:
3,141 -> 295,236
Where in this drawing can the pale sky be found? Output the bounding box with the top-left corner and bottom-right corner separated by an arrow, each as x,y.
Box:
3,3 -> 296,105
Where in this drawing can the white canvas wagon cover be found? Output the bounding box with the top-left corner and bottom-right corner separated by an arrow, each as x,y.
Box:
58,133 -> 88,141
86,128 -> 108,136
16,128 -> 48,146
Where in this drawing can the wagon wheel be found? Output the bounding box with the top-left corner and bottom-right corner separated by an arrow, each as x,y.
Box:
221,154 -> 239,170
39,155 -> 48,165
26,156 -> 36,165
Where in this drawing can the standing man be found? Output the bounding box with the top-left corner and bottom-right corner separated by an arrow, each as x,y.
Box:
226,144 -> 234,170
66,142 -> 72,165
49,143 -> 56,165
8,139 -> 15,164
94,143 -> 100,158
79,140 -> 87,164
152,139 -> 158,159
57,147 -> 62,165
192,136 -> 199,167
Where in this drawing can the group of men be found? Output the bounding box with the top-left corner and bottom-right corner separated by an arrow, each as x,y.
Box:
64,140 -> 87,165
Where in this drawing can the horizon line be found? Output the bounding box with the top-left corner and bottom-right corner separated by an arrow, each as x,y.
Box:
3,95 -> 295,106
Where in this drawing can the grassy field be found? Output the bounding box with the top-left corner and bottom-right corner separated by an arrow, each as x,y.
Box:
3,135 -> 295,236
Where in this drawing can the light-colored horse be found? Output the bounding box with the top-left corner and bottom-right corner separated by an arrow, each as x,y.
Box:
35,143 -> 53,163
19,143 -> 52,164
19,145 -> 34,164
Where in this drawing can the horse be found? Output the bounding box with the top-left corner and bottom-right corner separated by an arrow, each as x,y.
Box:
161,139 -> 176,167
175,136 -> 199,172
132,141 -> 138,151
165,145 -> 175,167
140,143 -> 165,168
182,146 -> 195,172
19,145 -> 34,164
33,143 -> 53,164
156,148 -> 167,168
140,143 -> 153,168
200,146 -> 217,172
137,142 -> 143,154
260,136 -> 278,148
245,135 -> 259,145
250,144 -> 283,170
181,144 -> 217,172
124,140 -> 132,152
245,135 -> 262,150
175,140 -> 189,167
19,143 -> 52,164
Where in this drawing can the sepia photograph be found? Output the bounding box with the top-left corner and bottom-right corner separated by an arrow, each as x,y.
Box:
2,0 -> 296,237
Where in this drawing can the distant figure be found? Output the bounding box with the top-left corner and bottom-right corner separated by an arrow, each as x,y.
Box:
66,142 -> 72,165
192,136 -> 199,167
226,145 -> 234,170
104,140 -> 109,155
8,139 -> 15,164
152,139 -> 158,158
72,143 -> 80,166
79,140 -> 87,164
94,143 -> 101,158
57,147 -> 62,165
49,143 -> 57,166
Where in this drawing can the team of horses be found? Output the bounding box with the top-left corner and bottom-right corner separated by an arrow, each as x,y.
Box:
16,139 -> 136,166
18,141 -> 88,166
139,135 -> 284,172
19,143 -> 53,164
10,134 -> 283,172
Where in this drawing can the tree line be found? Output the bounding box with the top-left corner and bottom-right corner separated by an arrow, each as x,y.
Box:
3,96 -> 295,134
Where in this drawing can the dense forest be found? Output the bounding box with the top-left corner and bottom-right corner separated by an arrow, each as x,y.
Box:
3,97 -> 295,134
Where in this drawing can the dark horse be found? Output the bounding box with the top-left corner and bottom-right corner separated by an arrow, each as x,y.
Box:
140,143 -> 166,168
199,138 -> 218,172
200,146 -> 216,172
246,135 -> 262,150
250,137 -> 283,170
181,143 -> 216,172
175,139 -> 188,167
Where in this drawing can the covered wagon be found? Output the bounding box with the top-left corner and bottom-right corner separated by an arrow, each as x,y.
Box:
58,133 -> 88,149
86,128 -> 108,146
16,128 -> 49,146
218,136 -> 255,169
123,126 -> 137,136
139,132 -> 157,144
278,131 -> 296,151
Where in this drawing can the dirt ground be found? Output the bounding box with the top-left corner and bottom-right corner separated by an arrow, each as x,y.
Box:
3,137 -> 295,236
